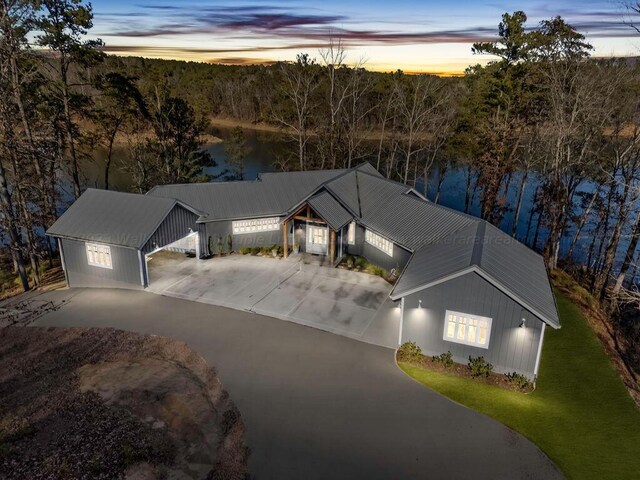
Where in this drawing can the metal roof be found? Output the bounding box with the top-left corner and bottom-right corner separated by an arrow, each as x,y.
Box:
307,191 -> 353,231
46,189 -> 186,249
390,221 -> 560,328
350,172 -> 478,251
48,163 -> 558,328
148,169 -> 348,222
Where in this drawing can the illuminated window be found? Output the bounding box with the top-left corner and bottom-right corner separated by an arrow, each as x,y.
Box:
443,310 -> 492,349
232,217 -> 280,235
347,221 -> 356,245
86,243 -> 112,269
309,226 -> 327,245
365,229 -> 393,257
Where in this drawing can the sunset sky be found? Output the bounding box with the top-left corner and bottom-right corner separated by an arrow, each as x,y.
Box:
91,0 -> 640,75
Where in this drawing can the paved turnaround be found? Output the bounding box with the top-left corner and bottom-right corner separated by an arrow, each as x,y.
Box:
30,288 -> 563,480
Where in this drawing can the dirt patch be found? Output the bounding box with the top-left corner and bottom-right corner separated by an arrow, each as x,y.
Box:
0,265 -> 66,302
0,326 -> 249,479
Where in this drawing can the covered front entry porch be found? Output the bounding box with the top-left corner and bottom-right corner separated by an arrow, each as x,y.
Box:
281,192 -> 353,266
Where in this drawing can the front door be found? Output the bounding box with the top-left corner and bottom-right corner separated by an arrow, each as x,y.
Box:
306,224 -> 328,255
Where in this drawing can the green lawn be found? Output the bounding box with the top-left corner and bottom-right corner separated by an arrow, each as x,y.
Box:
399,292 -> 640,480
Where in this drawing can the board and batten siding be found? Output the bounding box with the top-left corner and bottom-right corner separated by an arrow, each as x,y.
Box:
347,224 -> 412,272
142,205 -> 199,255
60,238 -> 144,290
202,218 -> 284,255
401,271 -> 544,379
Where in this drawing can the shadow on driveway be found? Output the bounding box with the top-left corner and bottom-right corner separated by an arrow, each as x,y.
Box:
31,288 -> 563,480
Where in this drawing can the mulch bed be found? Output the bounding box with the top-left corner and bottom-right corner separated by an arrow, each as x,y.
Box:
397,352 -> 534,394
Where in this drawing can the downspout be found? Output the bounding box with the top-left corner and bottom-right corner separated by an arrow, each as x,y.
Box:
57,238 -> 69,287
138,250 -> 148,288
195,231 -> 201,259
398,297 -> 405,346
533,323 -> 546,382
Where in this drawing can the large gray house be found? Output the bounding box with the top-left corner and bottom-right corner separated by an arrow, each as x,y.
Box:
47,163 -> 560,379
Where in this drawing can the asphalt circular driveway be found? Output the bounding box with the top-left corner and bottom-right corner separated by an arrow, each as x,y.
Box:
31,288 -> 562,480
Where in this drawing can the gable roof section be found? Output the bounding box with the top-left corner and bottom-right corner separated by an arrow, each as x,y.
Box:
324,171 -> 361,215
147,169 -> 348,222
307,191 -> 353,231
390,221 -> 560,329
354,172 -> 478,251
46,189 -> 190,249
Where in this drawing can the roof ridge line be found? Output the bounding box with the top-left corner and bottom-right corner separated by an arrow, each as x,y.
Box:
354,171 -> 362,218
470,221 -> 486,267
355,170 -> 480,222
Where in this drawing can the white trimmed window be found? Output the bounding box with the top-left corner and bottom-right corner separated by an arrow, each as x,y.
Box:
232,217 -> 280,235
443,310 -> 492,349
347,221 -> 356,245
365,229 -> 393,257
86,243 -> 112,269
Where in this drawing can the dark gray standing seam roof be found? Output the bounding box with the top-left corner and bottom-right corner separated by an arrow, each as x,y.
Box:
49,163 -> 558,328
347,172 -> 478,251
46,189 -> 186,249
147,169 -> 348,222
479,223 -> 560,328
390,221 -> 560,328
307,191 -> 353,231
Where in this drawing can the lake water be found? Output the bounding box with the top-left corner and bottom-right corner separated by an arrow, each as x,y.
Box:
79,127 -> 617,269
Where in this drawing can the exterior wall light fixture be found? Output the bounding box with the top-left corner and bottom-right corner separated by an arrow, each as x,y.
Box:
418,299 -> 422,309
520,318 -> 526,329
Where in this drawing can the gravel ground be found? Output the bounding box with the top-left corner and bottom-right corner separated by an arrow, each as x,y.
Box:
0,326 -> 249,480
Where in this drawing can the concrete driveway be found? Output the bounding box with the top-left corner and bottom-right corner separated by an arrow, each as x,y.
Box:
147,252 -> 399,348
28,288 -> 562,480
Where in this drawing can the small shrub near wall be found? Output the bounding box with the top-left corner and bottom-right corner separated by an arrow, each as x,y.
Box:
432,351 -> 454,368
468,356 -> 494,378
397,341 -> 423,363
368,264 -> 387,278
250,247 -> 260,256
505,372 -> 533,391
239,247 -> 251,255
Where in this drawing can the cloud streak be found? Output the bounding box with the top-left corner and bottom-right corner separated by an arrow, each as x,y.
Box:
99,3 -> 632,43
92,2 -> 639,73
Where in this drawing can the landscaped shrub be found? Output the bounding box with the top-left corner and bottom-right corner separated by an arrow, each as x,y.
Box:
397,341 -> 423,363
217,236 -> 223,255
370,265 -> 387,278
227,234 -> 233,253
260,246 -> 270,255
432,351 -> 454,368
468,356 -> 494,378
505,372 -> 532,391
239,247 -> 251,255
346,255 -> 354,268
250,247 -> 260,255
354,256 -> 366,269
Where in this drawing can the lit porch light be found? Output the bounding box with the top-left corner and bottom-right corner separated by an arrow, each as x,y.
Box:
520,318 -> 526,329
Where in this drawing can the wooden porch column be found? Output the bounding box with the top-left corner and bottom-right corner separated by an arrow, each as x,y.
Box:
283,219 -> 289,258
329,229 -> 336,264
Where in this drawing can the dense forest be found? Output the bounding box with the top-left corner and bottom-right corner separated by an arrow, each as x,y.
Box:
2,0 -> 640,340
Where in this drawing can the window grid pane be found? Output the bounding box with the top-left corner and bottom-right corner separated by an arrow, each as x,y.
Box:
232,217 -> 280,235
348,221 -> 355,245
86,243 -> 112,269
365,229 -> 393,257
442,310 -> 492,349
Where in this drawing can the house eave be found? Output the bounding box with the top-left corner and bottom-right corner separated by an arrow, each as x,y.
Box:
390,265 -> 561,329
